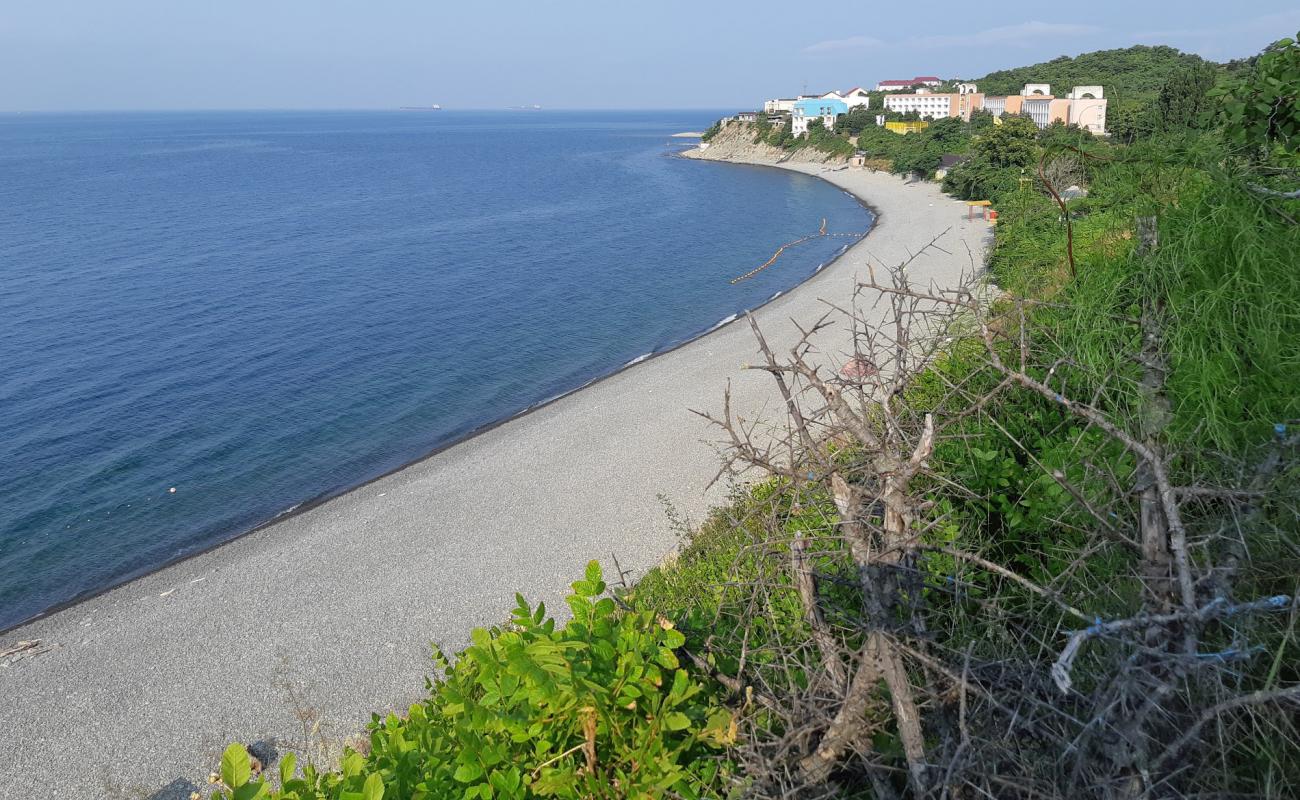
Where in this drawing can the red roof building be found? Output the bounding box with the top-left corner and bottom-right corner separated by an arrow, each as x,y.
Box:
876,76 -> 943,91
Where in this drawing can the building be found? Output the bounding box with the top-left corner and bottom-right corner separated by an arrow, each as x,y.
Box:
842,87 -> 872,109
792,97 -> 849,137
734,112 -> 759,123
882,89 -> 985,121
956,83 -> 979,94
763,98 -> 797,114
876,76 -> 941,92
1066,86 -> 1107,134
979,83 -> 1107,134
934,153 -> 969,179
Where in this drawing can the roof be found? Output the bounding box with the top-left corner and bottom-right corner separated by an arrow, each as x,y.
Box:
843,87 -> 869,95
793,98 -> 849,115
879,76 -> 942,86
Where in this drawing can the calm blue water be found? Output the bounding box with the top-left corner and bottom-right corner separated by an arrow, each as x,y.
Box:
0,110 -> 871,629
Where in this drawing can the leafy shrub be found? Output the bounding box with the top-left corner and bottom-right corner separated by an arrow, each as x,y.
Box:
1212,31 -> 1299,162
213,563 -> 737,800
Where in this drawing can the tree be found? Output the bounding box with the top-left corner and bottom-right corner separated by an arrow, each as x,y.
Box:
974,114 -> 1038,168
1212,32 -> 1300,161
1037,119 -> 1090,150
837,107 -> 877,137
1155,62 -> 1218,132
1108,99 -> 1159,144
969,109 -> 996,133
974,45 -> 1211,99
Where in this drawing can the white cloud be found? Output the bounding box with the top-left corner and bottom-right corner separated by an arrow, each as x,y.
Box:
804,21 -> 1101,55
803,35 -> 886,54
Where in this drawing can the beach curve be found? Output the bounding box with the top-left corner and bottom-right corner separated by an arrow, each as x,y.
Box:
0,154 -> 991,799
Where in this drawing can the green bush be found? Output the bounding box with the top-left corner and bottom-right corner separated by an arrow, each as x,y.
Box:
1212,31 -> 1299,163
215,563 -> 737,800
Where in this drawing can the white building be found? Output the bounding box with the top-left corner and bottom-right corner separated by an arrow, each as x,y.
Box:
791,98 -> 849,137
1022,96 -> 1054,128
883,92 -> 953,120
763,98 -> 797,114
842,87 -> 872,109
1021,83 -> 1051,96
956,83 -> 979,94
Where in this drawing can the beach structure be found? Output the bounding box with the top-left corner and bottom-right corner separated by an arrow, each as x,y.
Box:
876,76 -> 941,91
884,120 -> 929,135
934,153 -> 969,179
792,97 -> 849,137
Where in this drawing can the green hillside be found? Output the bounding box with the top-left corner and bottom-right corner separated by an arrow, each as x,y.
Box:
973,44 -> 1214,99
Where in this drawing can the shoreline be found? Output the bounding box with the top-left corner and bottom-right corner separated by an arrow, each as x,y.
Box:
1,150 -> 990,798
0,151 -> 876,637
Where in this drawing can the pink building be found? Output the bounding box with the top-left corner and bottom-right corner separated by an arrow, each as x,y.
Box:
981,84 -> 1107,135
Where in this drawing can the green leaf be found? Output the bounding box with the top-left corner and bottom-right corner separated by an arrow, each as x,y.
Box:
362,772 -> 385,800
341,752 -> 365,778
221,743 -> 252,789
233,783 -> 270,800
279,752 -> 297,785
584,560 -> 602,585
454,762 -> 485,783
663,712 -> 692,731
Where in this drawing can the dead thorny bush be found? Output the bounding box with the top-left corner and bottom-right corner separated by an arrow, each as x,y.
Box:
686,237 -> 1300,799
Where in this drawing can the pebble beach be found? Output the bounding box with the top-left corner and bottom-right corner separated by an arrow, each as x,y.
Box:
0,150 -> 991,799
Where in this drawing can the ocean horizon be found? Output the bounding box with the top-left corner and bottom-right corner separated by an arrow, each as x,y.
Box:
0,110 -> 874,630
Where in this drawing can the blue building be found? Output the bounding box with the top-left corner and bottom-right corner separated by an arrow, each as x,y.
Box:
792,98 -> 849,137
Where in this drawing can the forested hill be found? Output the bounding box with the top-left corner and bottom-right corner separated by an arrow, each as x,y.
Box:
973,45 -> 1214,99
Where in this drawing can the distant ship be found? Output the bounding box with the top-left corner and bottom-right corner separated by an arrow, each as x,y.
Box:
399,104 -> 442,111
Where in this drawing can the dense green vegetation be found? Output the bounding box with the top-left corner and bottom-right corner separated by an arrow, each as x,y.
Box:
210,36 -> 1300,800
972,44 -> 1213,99
215,564 -> 737,800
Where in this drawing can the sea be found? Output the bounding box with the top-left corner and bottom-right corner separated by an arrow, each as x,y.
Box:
0,110 -> 873,630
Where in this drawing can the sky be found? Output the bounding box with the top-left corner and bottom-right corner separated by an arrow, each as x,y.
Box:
3,1 -> 1298,111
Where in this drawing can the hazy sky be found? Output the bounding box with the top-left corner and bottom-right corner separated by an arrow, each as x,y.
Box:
4,1 -> 1298,111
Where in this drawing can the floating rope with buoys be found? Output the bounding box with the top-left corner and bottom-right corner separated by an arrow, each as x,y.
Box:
729,218 -> 869,285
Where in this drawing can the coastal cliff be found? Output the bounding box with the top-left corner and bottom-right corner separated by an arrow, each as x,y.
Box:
681,121 -> 850,166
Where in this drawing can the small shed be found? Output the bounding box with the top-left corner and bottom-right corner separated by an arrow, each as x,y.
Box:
934,153 -> 969,179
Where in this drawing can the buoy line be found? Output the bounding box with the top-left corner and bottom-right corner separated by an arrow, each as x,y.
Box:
729,218 -> 867,284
